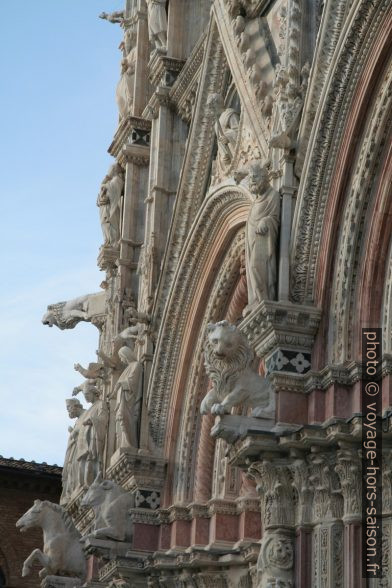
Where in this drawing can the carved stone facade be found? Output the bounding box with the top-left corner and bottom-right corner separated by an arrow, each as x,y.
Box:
25,0 -> 392,586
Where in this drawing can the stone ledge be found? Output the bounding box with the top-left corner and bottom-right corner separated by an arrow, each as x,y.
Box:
41,577 -> 82,588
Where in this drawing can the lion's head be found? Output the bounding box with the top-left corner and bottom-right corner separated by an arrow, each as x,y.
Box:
207,321 -> 249,361
204,321 -> 254,394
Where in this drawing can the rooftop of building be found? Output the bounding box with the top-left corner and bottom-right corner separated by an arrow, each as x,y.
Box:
0,455 -> 62,477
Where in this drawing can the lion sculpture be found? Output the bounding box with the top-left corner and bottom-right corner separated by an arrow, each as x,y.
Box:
200,320 -> 274,418
42,292 -> 105,330
80,473 -> 133,542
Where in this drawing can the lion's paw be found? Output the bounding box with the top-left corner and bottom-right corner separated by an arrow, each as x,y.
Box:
22,565 -> 30,577
211,403 -> 226,415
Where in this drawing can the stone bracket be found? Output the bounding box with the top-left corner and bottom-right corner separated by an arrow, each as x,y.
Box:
240,300 -> 322,375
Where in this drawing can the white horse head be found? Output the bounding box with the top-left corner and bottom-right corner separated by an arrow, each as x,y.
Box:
16,499 -> 46,531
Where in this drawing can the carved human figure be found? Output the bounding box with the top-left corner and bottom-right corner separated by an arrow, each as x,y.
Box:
113,344 -> 143,450
207,93 -> 240,167
61,387 -> 108,503
73,382 -> 108,489
61,398 -> 85,503
96,164 -> 125,247
146,0 -> 167,51
116,29 -> 137,120
245,161 -> 280,312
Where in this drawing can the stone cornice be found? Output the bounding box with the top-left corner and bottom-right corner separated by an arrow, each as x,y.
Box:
240,300 -> 322,358
129,508 -> 160,525
108,116 -> 151,160
99,556 -> 147,583
148,53 -> 186,89
208,498 -> 238,516
107,448 -> 166,491
226,413 -> 392,468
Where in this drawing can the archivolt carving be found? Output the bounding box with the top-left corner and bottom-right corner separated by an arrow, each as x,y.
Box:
147,187 -> 250,449
383,242 -> 392,354
291,0 -> 391,304
173,231 -> 245,503
154,22 -> 226,324
329,62 -> 392,363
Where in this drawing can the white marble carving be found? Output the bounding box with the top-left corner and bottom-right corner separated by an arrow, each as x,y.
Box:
42,292 -> 105,330
207,93 -> 240,182
200,320 -> 274,417
245,161 -> 280,311
74,361 -> 105,380
114,344 -> 143,450
269,63 -> 309,150
16,500 -> 86,580
81,473 -> 133,541
116,28 -> 136,120
96,164 -> 125,247
61,389 -> 108,504
146,0 -> 167,51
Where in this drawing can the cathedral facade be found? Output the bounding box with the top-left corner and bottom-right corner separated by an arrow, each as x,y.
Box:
22,0 -> 392,586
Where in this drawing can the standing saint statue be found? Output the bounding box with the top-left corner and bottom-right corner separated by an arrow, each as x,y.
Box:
116,28 -> 137,121
245,161 -> 280,313
72,381 -> 108,489
96,164 -> 125,247
113,342 -> 142,450
61,398 -> 84,504
146,0 -> 167,51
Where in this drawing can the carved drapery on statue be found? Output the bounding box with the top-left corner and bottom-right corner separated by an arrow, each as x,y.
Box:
146,0 -> 167,51
97,163 -> 125,248
116,27 -> 136,120
61,385 -> 108,504
245,161 -> 280,312
208,92 -> 240,184
113,344 -> 142,450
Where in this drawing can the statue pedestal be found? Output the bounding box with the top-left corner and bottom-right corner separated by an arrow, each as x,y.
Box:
82,537 -> 133,560
41,576 -> 82,588
210,414 -> 275,444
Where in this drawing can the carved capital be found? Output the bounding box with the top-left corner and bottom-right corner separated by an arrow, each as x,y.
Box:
335,446 -> 362,520
248,459 -> 294,528
308,450 -> 343,522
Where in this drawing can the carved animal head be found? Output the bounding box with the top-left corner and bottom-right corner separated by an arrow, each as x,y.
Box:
204,321 -> 254,397
16,499 -> 45,532
81,473 -> 125,509
41,310 -> 56,327
206,320 -> 251,362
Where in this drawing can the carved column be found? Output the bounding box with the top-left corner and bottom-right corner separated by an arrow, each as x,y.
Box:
248,457 -> 295,588
309,448 -> 344,588
278,154 -> 296,302
334,444 -> 364,588
290,451 -> 313,588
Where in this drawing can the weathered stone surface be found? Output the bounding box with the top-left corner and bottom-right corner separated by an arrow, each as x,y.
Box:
37,0 -> 392,585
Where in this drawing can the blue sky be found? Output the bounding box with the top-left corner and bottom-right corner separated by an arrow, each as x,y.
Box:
0,1 -> 124,465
